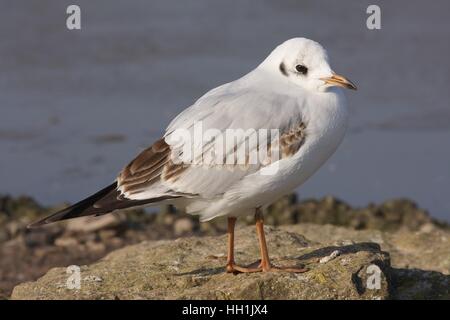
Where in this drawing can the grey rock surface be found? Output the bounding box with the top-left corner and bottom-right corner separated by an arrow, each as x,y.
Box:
12,226 -> 392,299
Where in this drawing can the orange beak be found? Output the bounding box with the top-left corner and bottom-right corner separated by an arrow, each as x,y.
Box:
321,73 -> 357,90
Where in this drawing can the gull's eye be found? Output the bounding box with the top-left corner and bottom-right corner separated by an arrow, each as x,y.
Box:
295,65 -> 308,75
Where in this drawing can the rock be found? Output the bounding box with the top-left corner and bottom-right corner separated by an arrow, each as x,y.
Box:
0,230 -> 8,243
11,226 -> 391,300
284,224 -> 450,299
3,192 -> 449,299
108,237 -> 124,247
85,241 -> 106,254
292,196 -> 443,232
24,230 -> 54,247
54,237 -> 78,247
65,214 -> 123,233
98,229 -> 117,241
0,195 -> 45,220
319,250 -> 340,264
391,268 -> 450,299
158,195 -> 448,233
6,221 -> 21,238
156,205 -> 177,226
264,194 -> 299,225
173,218 -> 195,236
418,223 -> 436,233
283,224 -> 450,275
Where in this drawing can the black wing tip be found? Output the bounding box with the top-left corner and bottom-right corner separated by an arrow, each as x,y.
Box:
27,182 -> 119,229
27,220 -> 46,229
27,216 -> 54,229
27,209 -> 70,229
26,182 -> 178,229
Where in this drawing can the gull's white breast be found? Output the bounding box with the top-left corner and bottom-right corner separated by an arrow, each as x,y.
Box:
197,87 -> 349,221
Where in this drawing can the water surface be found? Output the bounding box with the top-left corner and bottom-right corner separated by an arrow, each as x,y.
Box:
1,1 -> 449,221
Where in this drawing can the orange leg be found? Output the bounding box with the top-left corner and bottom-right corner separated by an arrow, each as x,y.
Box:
225,210 -> 308,273
255,209 -> 271,271
225,217 -> 261,273
255,209 -> 308,273
225,217 -> 237,273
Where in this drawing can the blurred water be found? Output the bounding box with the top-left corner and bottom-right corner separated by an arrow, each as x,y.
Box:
0,0 -> 449,221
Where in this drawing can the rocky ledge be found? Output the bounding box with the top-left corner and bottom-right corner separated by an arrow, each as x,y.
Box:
3,193 -> 448,299
11,224 -> 449,300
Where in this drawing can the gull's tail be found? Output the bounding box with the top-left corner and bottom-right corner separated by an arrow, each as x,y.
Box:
27,182 -> 176,228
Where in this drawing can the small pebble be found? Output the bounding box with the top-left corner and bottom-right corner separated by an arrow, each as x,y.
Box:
83,275 -> 103,282
319,250 -> 341,264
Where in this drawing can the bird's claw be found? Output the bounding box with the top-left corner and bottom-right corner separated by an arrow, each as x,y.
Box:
226,260 -> 308,274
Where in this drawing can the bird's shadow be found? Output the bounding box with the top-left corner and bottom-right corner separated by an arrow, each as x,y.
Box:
296,242 -> 381,261
176,267 -> 225,277
175,242 -> 382,277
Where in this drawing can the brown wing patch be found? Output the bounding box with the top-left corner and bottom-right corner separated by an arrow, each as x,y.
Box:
162,160 -> 188,182
262,121 -> 307,164
118,138 -> 171,195
117,121 -> 306,196
279,122 -> 307,157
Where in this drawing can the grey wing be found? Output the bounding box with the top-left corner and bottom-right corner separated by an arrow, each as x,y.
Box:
28,83 -> 308,227
118,84 -> 307,201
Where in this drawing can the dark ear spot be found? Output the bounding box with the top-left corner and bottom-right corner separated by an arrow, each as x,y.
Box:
279,62 -> 288,76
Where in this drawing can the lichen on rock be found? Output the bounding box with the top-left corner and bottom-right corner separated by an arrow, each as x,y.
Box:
11,226 -> 392,300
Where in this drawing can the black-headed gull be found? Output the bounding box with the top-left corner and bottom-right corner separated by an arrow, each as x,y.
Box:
30,38 -> 356,273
